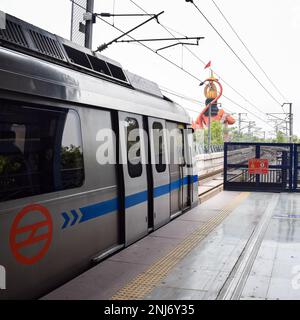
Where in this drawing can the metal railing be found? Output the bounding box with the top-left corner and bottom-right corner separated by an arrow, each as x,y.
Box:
194,144 -> 224,155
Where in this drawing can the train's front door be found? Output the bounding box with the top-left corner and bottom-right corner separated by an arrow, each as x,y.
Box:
148,117 -> 170,229
119,112 -> 148,245
167,122 -> 189,217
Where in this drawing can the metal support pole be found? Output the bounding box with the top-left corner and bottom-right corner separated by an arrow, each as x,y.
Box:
275,123 -> 280,142
289,103 -> 293,143
85,0 -> 94,49
70,1 -> 75,41
208,104 -> 211,153
247,121 -> 255,141
233,112 -> 247,142
238,113 -> 242,141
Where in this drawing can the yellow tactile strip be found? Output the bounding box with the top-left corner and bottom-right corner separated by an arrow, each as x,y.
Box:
111,192 -> 250,300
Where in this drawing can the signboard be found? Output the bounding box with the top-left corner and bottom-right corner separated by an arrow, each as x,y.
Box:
248,158 -> 269,175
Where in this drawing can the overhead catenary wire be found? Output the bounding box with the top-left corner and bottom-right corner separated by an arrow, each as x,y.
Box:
92,1 -> 272,126
95,11 -> 165,52
160,87 -> 205,105
159,86 -> 235,114
162,87 -> 215,114
210,0 -> 288,112
128,0 -> 270,117
72,2 -> 200,79
188,0 -> 285,112
71,0 -> 273,128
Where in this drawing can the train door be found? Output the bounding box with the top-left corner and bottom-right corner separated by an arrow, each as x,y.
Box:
187,127 -> 198,207
182,126 -> 189,210
167,122 -> 189,217
119,112 -> 148,246
148,117 -> 170,229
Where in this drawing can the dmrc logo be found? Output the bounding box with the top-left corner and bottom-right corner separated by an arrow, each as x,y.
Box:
0,265 -> 6,290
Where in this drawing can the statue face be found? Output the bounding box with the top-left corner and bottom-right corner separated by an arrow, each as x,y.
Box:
204,82 -> 218,99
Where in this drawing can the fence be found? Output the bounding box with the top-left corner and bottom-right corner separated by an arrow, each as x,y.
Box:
224,142 -> 296,192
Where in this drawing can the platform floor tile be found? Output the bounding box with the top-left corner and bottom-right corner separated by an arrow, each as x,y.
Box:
43,260 -> 149,300
240,193 -> 300,300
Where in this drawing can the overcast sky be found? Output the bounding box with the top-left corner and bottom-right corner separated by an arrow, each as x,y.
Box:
1,0 -> 299,137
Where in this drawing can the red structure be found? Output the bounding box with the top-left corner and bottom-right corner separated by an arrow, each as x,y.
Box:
192,73 -> 235,129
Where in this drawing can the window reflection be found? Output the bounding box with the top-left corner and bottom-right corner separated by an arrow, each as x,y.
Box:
0,102 -> 84,203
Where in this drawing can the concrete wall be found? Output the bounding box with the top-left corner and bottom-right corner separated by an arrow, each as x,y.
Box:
195,152 -> 224,177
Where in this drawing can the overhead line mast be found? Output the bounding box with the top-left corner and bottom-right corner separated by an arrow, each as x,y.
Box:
71,0 -> 274,129
85,0 -> 94,49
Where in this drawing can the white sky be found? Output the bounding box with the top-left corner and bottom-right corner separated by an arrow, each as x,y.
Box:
1,0 -> 299,137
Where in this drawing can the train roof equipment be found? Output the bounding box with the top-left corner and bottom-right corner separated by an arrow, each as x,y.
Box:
0,13 -> 191,124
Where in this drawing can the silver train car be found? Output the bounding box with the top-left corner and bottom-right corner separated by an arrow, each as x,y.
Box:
0,14 -> 198,299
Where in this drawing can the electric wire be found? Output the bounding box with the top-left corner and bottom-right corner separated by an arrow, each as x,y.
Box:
160,86 -> 234,114
211,0 -> 288,106
128,0 -> 270,117
71,0 -> 273,128
190,0 -> 285,111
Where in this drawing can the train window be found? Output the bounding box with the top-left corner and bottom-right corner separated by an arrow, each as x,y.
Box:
169,127 -> 185,166
152,122 -> 166,173
61,110 -> 84,190
126,117 -> 143,178
0,102 -> 84,203
178,129 -> 185,166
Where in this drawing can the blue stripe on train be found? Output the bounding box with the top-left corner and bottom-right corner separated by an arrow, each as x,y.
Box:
61,175 -> 198,228
153,183 -> 170,198
125,190 -> 148,208
79,198 -> 119,223
192,174 -> 198,183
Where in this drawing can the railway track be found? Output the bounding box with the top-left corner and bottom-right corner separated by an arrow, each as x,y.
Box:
198,169 -> 244,203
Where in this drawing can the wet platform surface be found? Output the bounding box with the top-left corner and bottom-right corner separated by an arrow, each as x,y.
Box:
43,191 -> 300,300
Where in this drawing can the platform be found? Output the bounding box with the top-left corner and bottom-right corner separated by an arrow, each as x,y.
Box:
43,191 -> 300,300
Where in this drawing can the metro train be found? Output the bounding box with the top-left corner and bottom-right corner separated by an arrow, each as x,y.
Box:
0,14 -> 198,299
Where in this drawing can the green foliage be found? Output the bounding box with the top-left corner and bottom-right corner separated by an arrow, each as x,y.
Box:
193,122 -> 300,147
275,131 -> 286,143
211,121 -> 224,144
61,145 -> 83,169
203,120 -> 224,145
0,155 -> 23,174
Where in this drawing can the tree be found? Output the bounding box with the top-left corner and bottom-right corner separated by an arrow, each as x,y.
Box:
193,122 -> 300,148
276,131 -> 286,143
61,145 -> 83,169
203,120 -> 224,145
211,121 -> 224,145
